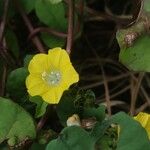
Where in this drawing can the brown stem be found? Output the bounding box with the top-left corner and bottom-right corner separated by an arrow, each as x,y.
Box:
101,66 -> 111,116
82,72 -> 130,89
0,0 -> 9,42
0,0 -> 16,66
13,0 -> 45,53
66,0 -> 74,54
0,40 -> 16,66
74,0 -> 84,36
136,102 -> 148,114
36,115 -> 48,132
130,72 -> 145,116
36,105 -> 53,132
0,65 -> 7,96
28,27 -> 67,40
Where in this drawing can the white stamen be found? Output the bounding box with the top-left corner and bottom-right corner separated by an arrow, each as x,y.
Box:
41,70 -> 61,86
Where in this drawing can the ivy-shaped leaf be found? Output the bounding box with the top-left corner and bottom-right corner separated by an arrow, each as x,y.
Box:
112,112 -> 150,150
35,0 -> 67,31
46,126 -> 95,150
20,0 -> 37,14
0,97 -> 36,146
119,35 -> 150,72
41,33 -> 65,48
29,96 -> 48,118
6,67 -> 29,101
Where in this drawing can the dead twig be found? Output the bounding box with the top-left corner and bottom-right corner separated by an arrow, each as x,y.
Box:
101,66 -> 111,116
66,0 -> 74,54
13,0 -> 45,53
28,27 -> 67,40
130,72 -> 145,116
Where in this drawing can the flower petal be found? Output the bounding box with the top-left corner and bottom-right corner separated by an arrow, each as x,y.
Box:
28,54 -> 48,74
27,83 -> 49,96
48,47 -> 70,68
61,65 -> 79,89
134,112 -> 150,139
42,87 -> 64,104
26,74 -> 43,89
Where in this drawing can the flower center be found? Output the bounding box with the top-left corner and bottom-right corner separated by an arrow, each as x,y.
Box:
42,71 -> 61,86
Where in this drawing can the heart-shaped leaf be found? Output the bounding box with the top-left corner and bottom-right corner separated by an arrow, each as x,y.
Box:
0,97 -> 36,146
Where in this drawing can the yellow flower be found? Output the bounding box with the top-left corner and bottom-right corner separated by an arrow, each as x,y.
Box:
134,112 -> 150,139
26,47 -> 79,104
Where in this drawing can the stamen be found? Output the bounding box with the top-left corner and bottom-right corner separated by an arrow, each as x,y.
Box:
41,70 -> 61,86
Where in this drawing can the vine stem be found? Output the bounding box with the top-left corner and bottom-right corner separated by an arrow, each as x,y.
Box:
36,105 -> 54,132
0,65 -> 7,96
130,73 -> 145,116
101,66 -> 112,117
28,27 -> 67,40
66,0 -> 74,54
0,0 -> 16,66
0,0 -> 9,41
13,0 -> 45,53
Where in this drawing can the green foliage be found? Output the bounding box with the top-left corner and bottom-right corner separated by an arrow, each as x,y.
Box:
41,33 -> 65,48
56,88 -> 97,126
46,126 -> 95,150
35,0 -> 67,48
46,112 -> 150,150
119,35 -> 150,72
83,105 -> 106,122
35,0 -> 67,31
6,67 -> 29,101
24,55 -> 34,68
112,112 -> 150,150
20,0 -> 37,14
1,0 -> 150,149
29,96 -> 48,118
144,0 -> 150,12
5,29 -> 19,59
0,97 -> 36,146
90,120 -> 112,142
56,89 -> 79,126
49,0 -> 62,4
30,143 -> 46,150
0,1 -> 15,18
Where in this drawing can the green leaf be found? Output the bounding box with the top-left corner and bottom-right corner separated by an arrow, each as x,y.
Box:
56,89 -> 79,126
144,0 -> 150,12
0,97 -> 36,146
46,126 -> 95,150
56,88 -> 97,126
83,105 -> 106,122
119,35 -> 150,72
29,143 -> 46,150
49,0 -> 62,4
29,96 -> 48,118
90,120 -> 112,142
20,0 -> 37,14
6,67 -> 29,101
96,135 -> 115,150
112,112 -> 150,150
41,33 -> 65,48
0,1 -> 15,18
35,0 -> 67,31
5,29 -> 19,59
0,144 -> 8,150
24,55 -> 34,68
